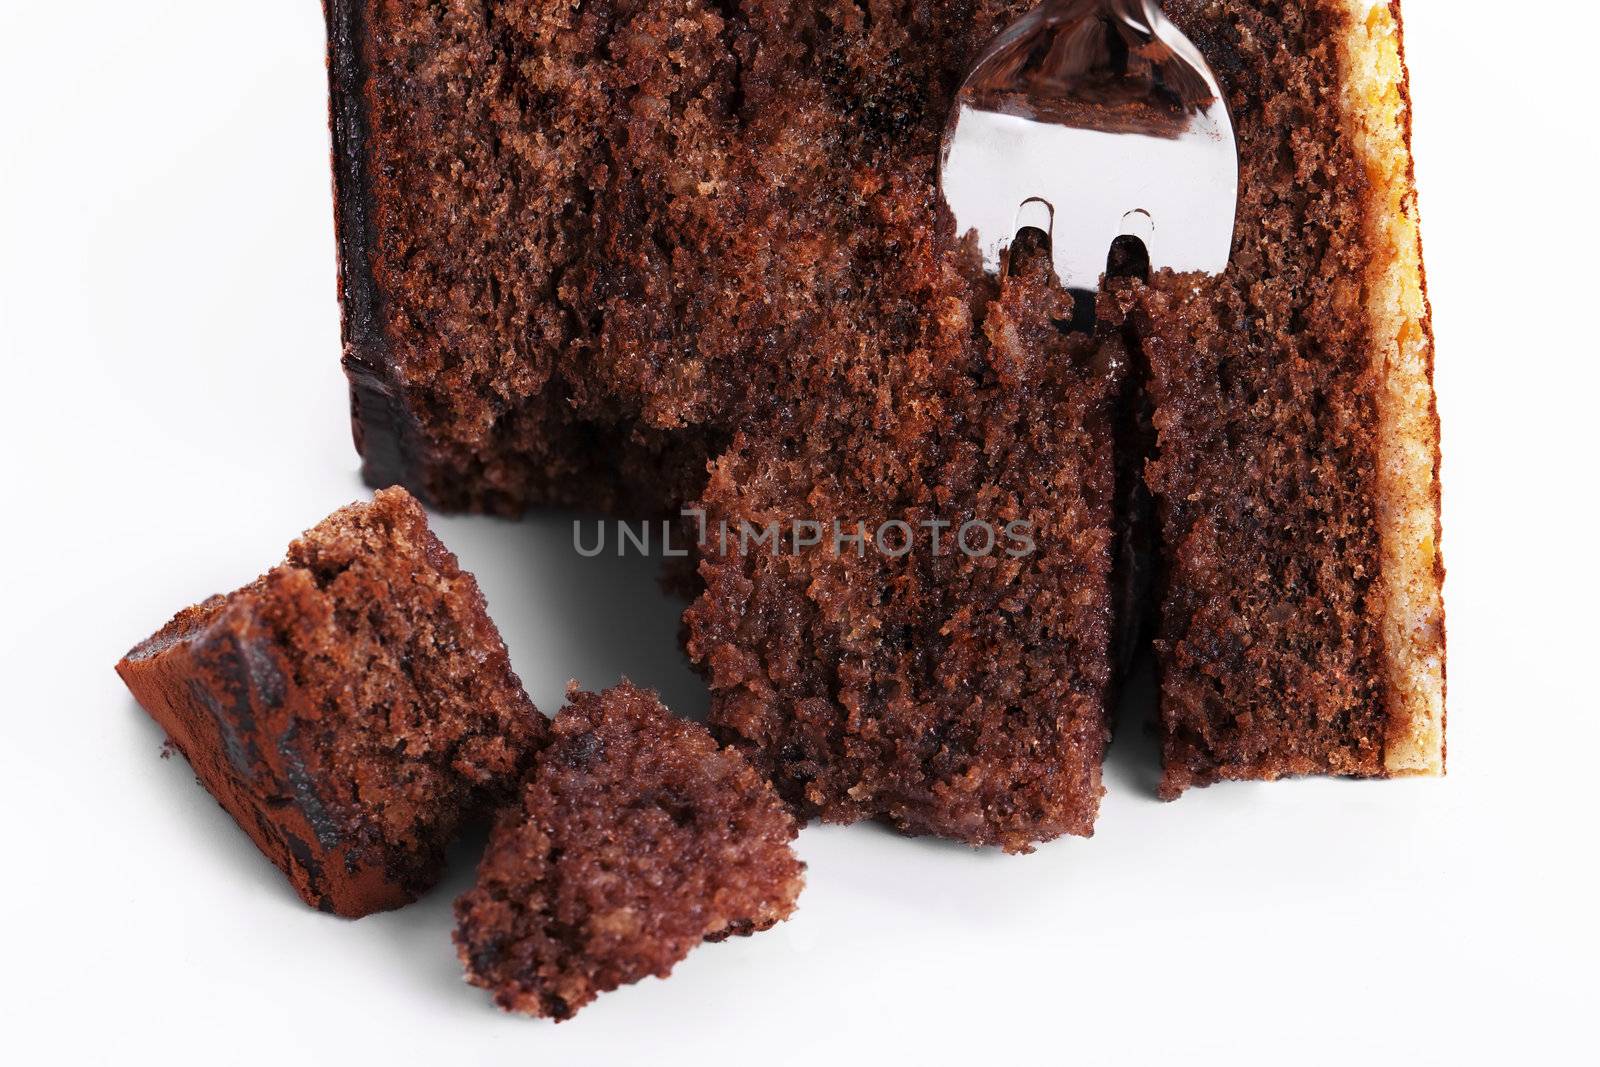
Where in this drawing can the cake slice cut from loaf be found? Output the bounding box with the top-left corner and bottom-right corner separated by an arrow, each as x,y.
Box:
1139,0 -> 1445,794
323,0 -> 1131,848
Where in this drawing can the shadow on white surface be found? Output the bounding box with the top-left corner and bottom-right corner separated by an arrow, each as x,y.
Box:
430,510 -> 710,722
1104,652 -> 1163,800
369,822 -> 504,1014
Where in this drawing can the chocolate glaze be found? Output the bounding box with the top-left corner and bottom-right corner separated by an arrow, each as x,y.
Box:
325,0 -> 425,496
117,489 -> 545,917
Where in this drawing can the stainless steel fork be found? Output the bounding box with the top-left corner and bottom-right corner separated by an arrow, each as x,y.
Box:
939,0 -> 1238,294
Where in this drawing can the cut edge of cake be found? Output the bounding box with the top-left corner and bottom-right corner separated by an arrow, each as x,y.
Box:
1340,0 -> 1447,777
454,681 -> 805,1020
116,488 -> 546,917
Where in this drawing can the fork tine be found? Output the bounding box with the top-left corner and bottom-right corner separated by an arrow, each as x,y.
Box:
940,0 -> 1238,295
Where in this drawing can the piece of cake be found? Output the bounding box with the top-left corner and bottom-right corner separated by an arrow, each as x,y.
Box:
1139,1 -> 1446,794
325,0 -> 1130,849
116,488 -> 545,917
321,0 -> 1064,516
322,0 -> 1444,832
454,682 -> 804,1020
684,246 -> 1128,849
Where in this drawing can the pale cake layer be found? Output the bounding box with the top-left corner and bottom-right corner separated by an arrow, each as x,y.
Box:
1339,0 -> 1446,775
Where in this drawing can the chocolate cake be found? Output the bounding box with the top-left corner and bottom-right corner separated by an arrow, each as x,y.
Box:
1139,1 -> 1444,794
454,682 -> 804,1020
323,1 -> 1444,835
683,247 -> 1126,848
116,488 -> 545,917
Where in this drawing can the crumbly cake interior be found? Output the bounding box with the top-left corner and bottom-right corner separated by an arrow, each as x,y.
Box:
1138,0 -> 1392,793
118,488 -> 544,915
255,488 -> 543,850
686,245 -> 1123,849
333,0 -> 1047,515
335,0 -> 1123,847
453,683 -> 804,1021
1139,0 -> 1442,794
328,0 -> 1444,825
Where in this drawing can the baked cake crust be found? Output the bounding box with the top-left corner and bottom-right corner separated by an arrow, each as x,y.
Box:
1142,0 -> 1444,795
1340,0 -> 1446,776
453,682 -> 804,1020
116,488 -> 545,917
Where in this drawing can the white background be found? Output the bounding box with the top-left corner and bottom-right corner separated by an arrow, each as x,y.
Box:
2,2 -> 1595,1063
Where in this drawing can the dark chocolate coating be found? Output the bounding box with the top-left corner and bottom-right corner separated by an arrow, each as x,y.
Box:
117,489 -> 546,917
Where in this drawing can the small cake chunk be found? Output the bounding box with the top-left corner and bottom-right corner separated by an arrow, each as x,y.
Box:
454,683 -> 804,1021
684,248 -> 1124,852
116,488 -> 545,917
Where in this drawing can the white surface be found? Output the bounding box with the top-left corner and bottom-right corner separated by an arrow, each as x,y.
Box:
1,2 -> 1596,1063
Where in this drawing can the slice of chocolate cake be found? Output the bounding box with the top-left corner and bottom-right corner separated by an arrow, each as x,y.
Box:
321,0 -> 1073,516
1139,0 -> 1445,795
454,682 -> 804,1020
116,488 -> 545,917
323,0 -> 1444,834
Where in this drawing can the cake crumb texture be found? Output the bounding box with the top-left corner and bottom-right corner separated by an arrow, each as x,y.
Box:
1142,0 -> 1444,794
686,245 -> 1123,851
116,487 -> 546,917
325,0 -> 1445,818
331,0 -> 1123,846
453,682 -> 804,1020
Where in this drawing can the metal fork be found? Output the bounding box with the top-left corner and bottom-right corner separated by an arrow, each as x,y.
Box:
939,0 -> 1238,297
